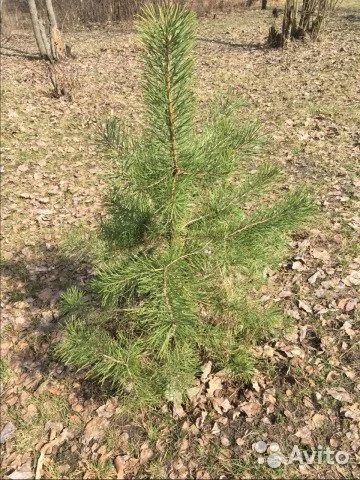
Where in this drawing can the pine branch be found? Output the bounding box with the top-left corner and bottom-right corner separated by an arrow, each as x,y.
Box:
186,163 -> 280,229
56,320 -> 143,388
227,190 -> 313,242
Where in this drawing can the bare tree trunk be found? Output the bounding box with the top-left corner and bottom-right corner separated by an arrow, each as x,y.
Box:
268,0 -> 300,47
282,0 -> 300,41
45,0 -> 65,60
290,0 -> 300,37
310,0 -> 325,38
28,0 -> 50,59
300,0 -> 316,31
0,0 -> 3,28
45,0 -> 58,28
268,0 -> 339,47
39,16 -> 53,59
282,0 -> 292,41
28,0 -> 66,62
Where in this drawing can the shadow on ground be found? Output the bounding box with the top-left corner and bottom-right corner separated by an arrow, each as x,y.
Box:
344,13 -> 360,22
0,45 -> 40,60
198,36 -> 264,50
1,245 -> 116,400
1,244 -> 89,308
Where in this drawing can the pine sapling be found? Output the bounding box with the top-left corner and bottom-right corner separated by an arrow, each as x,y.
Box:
57,2 -> 314,409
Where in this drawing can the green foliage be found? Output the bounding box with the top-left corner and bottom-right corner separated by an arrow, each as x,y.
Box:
57,2 -> 314,409
101,117 -> 123,150
60,286 -> 86,315
0,359 -> 9,383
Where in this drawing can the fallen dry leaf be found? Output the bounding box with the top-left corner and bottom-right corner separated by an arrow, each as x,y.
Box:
295,426 -> 313,445
173,402 -> 186,419
345,270 -> 360,286
341,320 -> 356,337
298,300 -> 313,314
200,361 -> 212,383
239,401 -> 261,417
311,413 -> 326,428
206,376 -> 223,397
83,417 -> 109,445
114,455 -> 128,479
0,421 -> 16,444
211,422 -> 220,435
327,387 -> 352,403
139,442 -> 154,465
187,385 -> 202,402
35,428 -> 71,479
342,403 -> 360,421
8,464 -> 33,480
312,248 -> 331,262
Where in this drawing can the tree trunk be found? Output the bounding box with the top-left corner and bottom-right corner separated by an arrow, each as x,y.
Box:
0,0 -> 4,20
311,2 -> 324,38
282,0 -> 299,42
45,0 -> 58,28
45,0 -> 65,60
27,0 -> 50,59
261,0 -> 267,9
268,0 -> 336,48
39,16 -> 53,59
300,0 -> 316,31
268,0 -> 299,47
290,0 -> 300,37
28,0 -> 66,62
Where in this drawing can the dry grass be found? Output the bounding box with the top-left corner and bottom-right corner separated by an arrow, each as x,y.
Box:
2,0 -> 249,33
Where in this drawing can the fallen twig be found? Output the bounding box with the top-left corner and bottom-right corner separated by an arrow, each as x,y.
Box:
35,428 -> 70,479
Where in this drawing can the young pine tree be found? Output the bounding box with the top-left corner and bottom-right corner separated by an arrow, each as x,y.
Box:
57,3 -> 314,409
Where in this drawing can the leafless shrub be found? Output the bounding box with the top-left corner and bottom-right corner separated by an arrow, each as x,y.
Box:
1,0 -> 29,31
268,0 -> 340,47
44,60 -> 77,100
301,0 -> 341,39
4,0 -> 247,30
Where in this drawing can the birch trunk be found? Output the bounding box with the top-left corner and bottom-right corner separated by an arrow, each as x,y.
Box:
39,16 -> 53,60
28,0 -> 49,59
45,0 -> 58,28
45,0 -> 65,60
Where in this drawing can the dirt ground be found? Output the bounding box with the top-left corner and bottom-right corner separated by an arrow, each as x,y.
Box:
1,2 -> 359,479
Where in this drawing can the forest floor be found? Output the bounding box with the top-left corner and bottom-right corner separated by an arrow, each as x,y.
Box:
1,2 -> 359,479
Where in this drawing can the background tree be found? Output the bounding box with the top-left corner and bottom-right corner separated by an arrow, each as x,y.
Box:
268,0 -> 340,47
27,0 -> 64,61
56,2 -> 313,409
